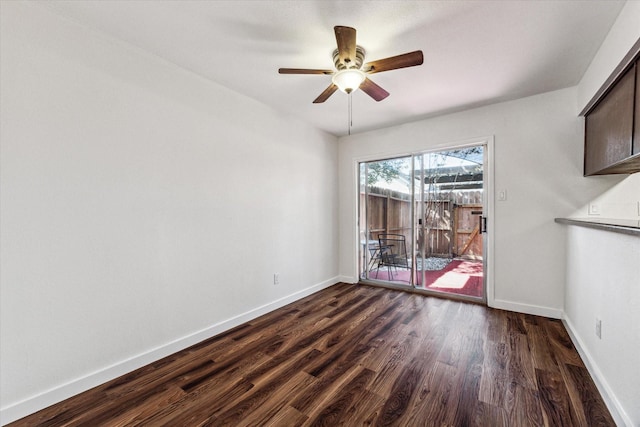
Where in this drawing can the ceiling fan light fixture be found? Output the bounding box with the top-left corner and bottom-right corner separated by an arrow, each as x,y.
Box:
332,69 -> 366,94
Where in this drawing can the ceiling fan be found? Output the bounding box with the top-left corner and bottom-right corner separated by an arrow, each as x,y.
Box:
279,26 -> 424,103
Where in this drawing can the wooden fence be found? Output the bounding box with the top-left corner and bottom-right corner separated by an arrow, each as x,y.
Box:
360,190 -> 483,260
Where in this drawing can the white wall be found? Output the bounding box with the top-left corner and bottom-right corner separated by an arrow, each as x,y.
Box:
577,1 -> 640,113
570,173 -> 640,219
339,87 -> 599,317
0,2 -> 338,423
564,228 -> 639,426
561,3 -> 640,426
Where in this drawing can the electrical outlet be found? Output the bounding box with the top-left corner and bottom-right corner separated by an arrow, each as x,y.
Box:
595,318 -> 602,339
588,203 -> 600,215
273,273 -> 280,285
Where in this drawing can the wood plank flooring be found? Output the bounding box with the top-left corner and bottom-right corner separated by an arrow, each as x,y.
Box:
9,283 -> 615,426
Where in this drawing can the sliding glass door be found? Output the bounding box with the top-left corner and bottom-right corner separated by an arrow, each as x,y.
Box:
359,144 -> 486,301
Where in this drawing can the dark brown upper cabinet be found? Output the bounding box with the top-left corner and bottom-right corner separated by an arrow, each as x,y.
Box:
635,61 -> 640,157
584,64 -> 640,175
583,38 -> 640,176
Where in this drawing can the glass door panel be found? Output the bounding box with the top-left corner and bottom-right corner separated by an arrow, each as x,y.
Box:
359,156 -> 413,285
415,146 -> 484,299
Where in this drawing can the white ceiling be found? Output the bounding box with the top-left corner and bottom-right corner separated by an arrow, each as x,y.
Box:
35,0 -> 625,136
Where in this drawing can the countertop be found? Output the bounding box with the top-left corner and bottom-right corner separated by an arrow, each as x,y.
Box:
554,217 -> 640,236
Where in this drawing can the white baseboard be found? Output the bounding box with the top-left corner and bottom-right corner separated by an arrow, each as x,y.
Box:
0,277 -> 339,426
489,299 -> 563,319
337,275 -> 357,284
562,315 -> 631,427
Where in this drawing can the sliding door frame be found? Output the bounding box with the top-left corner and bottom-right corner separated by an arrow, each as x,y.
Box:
353,136 -> 495,306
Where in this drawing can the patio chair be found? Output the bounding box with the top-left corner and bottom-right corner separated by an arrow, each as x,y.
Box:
377,234 -> 410,280
366,240 -> 382,273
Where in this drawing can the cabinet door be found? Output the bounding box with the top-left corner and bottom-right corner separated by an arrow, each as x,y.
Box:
584,63 -> 635,175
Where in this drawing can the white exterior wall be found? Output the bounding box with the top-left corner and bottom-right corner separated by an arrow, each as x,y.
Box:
0,3 -> 338,423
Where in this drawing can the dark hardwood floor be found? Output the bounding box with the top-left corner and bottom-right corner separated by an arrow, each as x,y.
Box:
9,283 -> 615,426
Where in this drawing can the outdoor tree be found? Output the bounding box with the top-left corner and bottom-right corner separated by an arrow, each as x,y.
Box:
367,159 -> 405,185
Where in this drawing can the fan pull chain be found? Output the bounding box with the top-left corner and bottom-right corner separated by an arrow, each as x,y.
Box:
348,92 -> 353,135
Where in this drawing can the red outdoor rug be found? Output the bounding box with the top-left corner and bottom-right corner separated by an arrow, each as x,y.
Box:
369,259 -> 483,298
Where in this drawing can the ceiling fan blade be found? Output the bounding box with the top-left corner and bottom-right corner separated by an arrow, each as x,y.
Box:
313,84 -> 338,103
279,68 -> 334,75
334,26 -> 357,67
360,78 -> 390,102
363,50 -> 424,74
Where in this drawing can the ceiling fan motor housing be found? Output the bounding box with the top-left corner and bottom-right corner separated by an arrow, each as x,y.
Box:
333,46 -> 365,70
